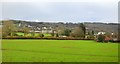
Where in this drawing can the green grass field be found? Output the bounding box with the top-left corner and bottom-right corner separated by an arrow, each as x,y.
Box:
2,40 -> 118,62
16,32 -> 52,37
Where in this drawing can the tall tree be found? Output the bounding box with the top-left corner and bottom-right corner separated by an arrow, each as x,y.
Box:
51,30 -> 55,37
70,27 -> 84,38
57,26 -> 65,36
91,30 -> 94,35
79,23 -> 86,38
22,27 -> 30,36
2,20 -> 16,37
63,29 -> 71,36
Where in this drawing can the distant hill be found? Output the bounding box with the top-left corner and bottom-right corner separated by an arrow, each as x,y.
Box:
1,20 -> 119,34
84,22 -> 118,33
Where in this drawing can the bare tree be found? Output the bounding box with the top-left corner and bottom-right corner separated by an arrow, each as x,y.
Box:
70,27 -> 84,38
22,27 -> 30,36
56,26 -> 65,36
2,20 -> 16,37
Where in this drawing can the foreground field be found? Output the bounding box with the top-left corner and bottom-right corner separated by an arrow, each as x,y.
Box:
2,40 -> 118,62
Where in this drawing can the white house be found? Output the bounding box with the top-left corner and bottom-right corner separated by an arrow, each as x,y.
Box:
97,32 -> 106,35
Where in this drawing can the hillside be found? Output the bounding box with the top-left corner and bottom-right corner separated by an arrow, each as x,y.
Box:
1,20 -> 119,34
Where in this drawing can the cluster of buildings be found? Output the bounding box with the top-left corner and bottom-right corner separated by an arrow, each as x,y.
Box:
18,23 -> 57,34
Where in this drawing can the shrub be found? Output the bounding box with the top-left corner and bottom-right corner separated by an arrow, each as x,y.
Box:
13,33 -> 19,36
39,34 -> 44,37
97,34 -> 105,42
51,33 -> 54,37
56,33 -> 59,37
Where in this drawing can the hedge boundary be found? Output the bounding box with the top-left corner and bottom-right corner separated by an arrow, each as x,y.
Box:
2,36 -> 120,42
2,36 -> 94,40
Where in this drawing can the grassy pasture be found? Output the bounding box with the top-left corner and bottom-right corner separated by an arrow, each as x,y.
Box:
16,32 -> 52,37
2,40 -> 118,62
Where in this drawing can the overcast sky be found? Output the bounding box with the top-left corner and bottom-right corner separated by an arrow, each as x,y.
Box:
0,0 -> 119,23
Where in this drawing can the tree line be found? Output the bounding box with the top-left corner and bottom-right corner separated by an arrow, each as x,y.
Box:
1,20 -> 119,42
2,20 -> 86,38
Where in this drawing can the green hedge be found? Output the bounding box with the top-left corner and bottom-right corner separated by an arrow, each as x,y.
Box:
2,36 -> 94,40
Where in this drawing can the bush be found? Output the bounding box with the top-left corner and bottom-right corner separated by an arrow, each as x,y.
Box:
31,32 -> 35,36
13,33 -> 19,36
56,33 -> 59,37
39,34 -> 44,37
51,33 -> 54,37
97,34 -> 105,42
